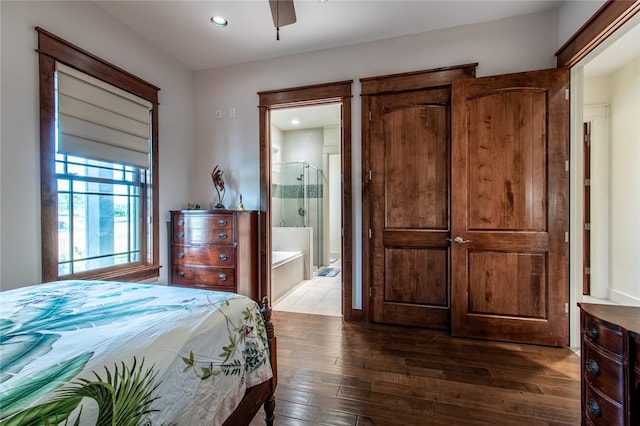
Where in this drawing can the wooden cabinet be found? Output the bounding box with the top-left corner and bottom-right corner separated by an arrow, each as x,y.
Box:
170,210 -> 259,300
578,303 -> 640,426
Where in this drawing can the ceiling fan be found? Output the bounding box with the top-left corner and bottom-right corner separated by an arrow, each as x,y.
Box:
269,0 -> 296,40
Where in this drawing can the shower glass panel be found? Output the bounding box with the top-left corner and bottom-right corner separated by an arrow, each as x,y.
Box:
272,161 -> 325,268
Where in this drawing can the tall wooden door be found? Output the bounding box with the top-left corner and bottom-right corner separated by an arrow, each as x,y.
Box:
369,86 -> 452,329
450,68 -> 569,346
364,64 -> 476,329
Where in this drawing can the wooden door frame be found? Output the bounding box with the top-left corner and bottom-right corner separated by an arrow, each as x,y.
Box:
258,81 -> 356,320
556,0 -> 640,68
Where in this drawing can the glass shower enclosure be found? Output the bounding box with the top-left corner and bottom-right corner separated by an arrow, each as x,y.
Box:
272,161 -> 325,268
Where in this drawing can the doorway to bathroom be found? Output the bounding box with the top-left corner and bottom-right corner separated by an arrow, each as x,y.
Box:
257,81 -> 353,319
270,104 -> 343,316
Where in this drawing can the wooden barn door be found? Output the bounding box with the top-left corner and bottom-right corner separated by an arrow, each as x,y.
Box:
450,68 -> 569,346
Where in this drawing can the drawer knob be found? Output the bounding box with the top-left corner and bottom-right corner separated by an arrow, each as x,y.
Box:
219,253 -> 228,261
218,232 -> 227,240
218,273 -> 227,281
178,231 -> 185,239
218,219 -> 227,226
177,271 -> 185,277
586,399 -> 601,417
586,327 -> 598,340
178,219 -> 184,226
586,359 -> 600,376
178,252 -> 185,259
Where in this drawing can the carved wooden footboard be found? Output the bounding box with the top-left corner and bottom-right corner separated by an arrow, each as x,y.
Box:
222,297 -> 277,426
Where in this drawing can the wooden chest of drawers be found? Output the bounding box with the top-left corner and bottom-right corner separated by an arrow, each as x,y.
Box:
578,303 -> 640,426
170,210 -> 259,299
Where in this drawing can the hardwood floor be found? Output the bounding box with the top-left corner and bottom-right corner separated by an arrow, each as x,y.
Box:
251,311 -> 581,426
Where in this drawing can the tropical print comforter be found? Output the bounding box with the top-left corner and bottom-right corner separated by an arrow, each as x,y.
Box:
0,280 -> 273,425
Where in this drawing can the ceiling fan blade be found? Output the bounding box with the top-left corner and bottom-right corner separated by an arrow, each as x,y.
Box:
269,0 -> 296,28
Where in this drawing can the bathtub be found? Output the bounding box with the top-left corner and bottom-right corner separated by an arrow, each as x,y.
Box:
272,251 -> 305,302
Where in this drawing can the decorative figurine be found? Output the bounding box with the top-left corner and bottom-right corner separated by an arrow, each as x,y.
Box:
211,165 -> 226,209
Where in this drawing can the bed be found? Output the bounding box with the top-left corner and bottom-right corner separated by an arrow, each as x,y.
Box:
0,280 -> 277,425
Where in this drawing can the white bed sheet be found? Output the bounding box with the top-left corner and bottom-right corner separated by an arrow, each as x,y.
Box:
0,280 -> 273,425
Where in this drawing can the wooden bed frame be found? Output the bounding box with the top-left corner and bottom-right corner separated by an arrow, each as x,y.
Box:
222,296 -> 277,426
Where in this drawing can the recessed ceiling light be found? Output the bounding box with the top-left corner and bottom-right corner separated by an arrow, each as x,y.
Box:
210,16 -> 228,28
291,118 -> 299,125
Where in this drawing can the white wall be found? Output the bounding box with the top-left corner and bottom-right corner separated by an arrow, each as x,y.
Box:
565,3 -> 640,348
569,58 -> 640,348
609,56 -> 640,304
328,153 -> 342,259
558,0 -> 607,48
324,126 -> 342,261
193,10 -> 561,309
0,1 -> 195,290
282,129 -> 323,168
584,76 -> 610,104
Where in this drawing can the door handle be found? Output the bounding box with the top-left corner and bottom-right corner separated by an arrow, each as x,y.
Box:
451,236 -> 471,245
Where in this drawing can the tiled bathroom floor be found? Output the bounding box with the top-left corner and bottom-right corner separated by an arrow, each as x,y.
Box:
273,267 -> 342,317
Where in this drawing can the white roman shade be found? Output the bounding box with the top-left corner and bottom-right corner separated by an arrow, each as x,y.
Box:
56,62 -> 152,168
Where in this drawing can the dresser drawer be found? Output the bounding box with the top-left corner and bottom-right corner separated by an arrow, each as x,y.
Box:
172,245 -> 236,266
583,340 -> 625,403
173,226 -> 234,244
172,213 -> 234,244
584,383 -> 624,426
583,313 -> 624,356
174,213 -> 233,230
172,266 -> 235,287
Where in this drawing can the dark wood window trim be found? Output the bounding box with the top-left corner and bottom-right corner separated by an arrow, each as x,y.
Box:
556,0 -> 640,68
258,81 -> 356,319
36,27 -> 160,282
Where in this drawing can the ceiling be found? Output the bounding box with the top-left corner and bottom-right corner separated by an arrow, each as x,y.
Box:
93,1 -> 639,129
94,0 -> 566,71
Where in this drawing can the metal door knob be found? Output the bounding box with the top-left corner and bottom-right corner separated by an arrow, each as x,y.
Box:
453,236 -> 471,244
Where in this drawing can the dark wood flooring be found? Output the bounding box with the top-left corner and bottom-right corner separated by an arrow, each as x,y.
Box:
251,311 -> 581,425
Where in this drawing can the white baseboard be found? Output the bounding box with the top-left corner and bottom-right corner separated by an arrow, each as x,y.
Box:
609,289 -> 640,307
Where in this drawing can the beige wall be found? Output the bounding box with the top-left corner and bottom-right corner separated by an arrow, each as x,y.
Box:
609,56 -> 640,304
582,57 -> 640,306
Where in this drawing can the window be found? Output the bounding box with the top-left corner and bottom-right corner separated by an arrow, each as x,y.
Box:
56,156 -> 146,276
38,28 -> 160,282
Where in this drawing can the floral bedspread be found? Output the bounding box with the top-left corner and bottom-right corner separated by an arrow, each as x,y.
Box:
0,280 -> 273,425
